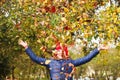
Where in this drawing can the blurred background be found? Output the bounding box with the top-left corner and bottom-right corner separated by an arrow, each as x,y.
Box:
0,0 -> 120,80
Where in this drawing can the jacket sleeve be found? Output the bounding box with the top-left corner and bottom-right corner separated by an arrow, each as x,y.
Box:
25,47 -> 48,66
72,48 -> 99,67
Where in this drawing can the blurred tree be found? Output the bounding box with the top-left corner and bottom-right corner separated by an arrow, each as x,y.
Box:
0,0 -> 120,79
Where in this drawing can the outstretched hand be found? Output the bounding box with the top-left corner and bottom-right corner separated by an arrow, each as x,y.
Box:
18,39 -> 28,49
98,44 -> 109,51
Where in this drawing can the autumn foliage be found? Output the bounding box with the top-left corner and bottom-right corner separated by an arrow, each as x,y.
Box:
0,0 -> 120,79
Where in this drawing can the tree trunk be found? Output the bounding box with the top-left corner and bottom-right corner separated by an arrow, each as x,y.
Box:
11,66 -> 15,80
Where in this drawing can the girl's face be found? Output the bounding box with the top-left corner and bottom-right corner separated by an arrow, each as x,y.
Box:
55,50 -> 63,59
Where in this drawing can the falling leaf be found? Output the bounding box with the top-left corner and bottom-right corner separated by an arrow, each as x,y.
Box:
64,26 -> 71,30
50,6 -> 56,13
64,7 -> 69,13
61,17 -> 67,23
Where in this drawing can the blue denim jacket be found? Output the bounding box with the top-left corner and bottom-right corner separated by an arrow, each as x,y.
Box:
25,47 -> 99,80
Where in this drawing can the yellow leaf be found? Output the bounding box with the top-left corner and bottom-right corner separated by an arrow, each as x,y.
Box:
70,6 -> 76,12
18,0 -> 22,6
83,22 -> 87,25
61,17 -> 67,23
113,27 -> 117,32
117,7 -> 120,13
37,39 -> 41,43
114,18 -> 117,23
61,35 -> 65,40
64,7 -> 69,13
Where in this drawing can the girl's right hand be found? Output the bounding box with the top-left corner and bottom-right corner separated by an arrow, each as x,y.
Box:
18,39 -> 28,49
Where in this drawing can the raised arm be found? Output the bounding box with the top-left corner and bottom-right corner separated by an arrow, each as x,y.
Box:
72,45 -> 108,67
18,40 -> 48,66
